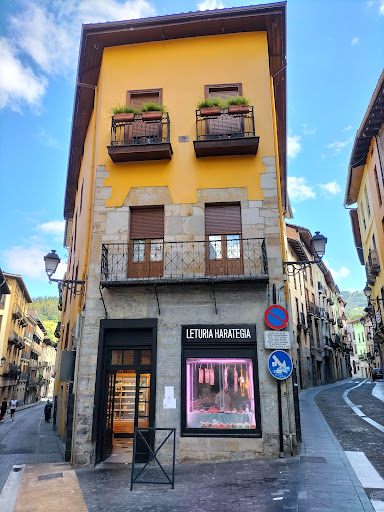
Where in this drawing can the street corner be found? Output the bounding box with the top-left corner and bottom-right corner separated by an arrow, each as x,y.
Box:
13,462 -> 88,512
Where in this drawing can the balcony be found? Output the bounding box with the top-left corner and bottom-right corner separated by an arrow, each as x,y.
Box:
368,249 -> 381,279
33,332 -> 42,344
308,302 -> 315,316
21,350 -> 30,360
100,238 -> 268,287
193,107 -> 259,157
3,363 -> 21,378
12,304 -> 22,320
107,113 -> 172,162
8,331 -> 24,348
20,372 -> 29,381
297,312 -> 306,330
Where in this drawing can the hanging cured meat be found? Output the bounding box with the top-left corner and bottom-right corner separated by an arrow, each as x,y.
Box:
205,367 -> 210,384
224,365 -> 228,393
199,367 -> 204,384
234,366 -> 238,394
239,368 -> 245,397
245,370 -> 250,399
210,366 -> 214,386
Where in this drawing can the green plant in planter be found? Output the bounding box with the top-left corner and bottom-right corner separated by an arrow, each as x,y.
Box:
111,104 -> 141,115
141,101 -> 166,112
226,95 -> 250,106
197,97 -> 226,110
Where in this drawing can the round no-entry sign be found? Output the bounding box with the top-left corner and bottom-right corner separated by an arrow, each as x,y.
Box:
264,305 -> 289,330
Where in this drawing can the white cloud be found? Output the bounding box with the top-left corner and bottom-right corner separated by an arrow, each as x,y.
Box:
288,177 -> 316,202
329,266 -> 351,279
1,244 -> 67,282
351,37 -> 359,46
301,124 -> 316,136
319,180 -> 342,196
0,37 -> 47,111
197,0 -> 224,10
287,135 -> 302,158
343,125 -> 352,132
2,0 -> 156,110
38,220 -> 65,236
327,137 -> 353,153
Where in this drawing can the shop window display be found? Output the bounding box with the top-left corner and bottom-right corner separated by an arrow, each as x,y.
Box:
186,358 -> 256,430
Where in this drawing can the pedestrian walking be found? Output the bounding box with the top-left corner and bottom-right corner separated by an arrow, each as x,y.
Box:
44,400 -> 52,422
9,397 -> 17,422
0,398 -> 7,423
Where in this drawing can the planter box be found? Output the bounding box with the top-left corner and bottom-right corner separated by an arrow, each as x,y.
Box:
228,105 -> 249,114
142,111 -> 163,120
199,106 -> 221,116
114,113 -> 135,123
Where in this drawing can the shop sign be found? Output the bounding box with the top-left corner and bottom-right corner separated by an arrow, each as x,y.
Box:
182,325 -> 256,342
264,331 -> 291,349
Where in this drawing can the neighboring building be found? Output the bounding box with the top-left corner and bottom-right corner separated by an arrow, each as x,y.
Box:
347,316 -> 374,378
0,272 -> 57,404
56,4 -> 293,466
0,273 -> 32,402
344,68 -> 384,374
285,224 -> 351,390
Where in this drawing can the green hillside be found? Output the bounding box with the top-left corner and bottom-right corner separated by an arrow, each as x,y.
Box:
340,290 -> 366,321
32,296 -> 60,340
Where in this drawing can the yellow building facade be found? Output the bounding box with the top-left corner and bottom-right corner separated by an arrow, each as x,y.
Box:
58,4 -> 296,467
345,69 -> 384,374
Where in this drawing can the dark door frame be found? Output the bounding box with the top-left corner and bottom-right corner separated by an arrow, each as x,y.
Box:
93,319 -> 157,465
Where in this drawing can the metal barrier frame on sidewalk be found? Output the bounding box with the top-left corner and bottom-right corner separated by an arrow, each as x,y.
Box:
130,427 -> 176,491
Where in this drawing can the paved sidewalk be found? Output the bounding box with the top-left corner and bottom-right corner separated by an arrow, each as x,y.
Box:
3,379 -> 375,511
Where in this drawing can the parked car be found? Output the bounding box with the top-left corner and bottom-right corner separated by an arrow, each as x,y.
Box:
372,368 -> 383,381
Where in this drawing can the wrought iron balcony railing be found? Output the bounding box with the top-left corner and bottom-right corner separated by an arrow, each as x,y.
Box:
108,113 -> 172,162
194,107 -> 259,157
101,238 -> 268,286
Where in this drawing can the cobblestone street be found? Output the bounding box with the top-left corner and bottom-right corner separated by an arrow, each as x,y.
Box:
315,379 -> 384,481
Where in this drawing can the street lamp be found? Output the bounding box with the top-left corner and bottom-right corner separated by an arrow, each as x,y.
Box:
283,231 -> 327,276
363,284 -> 384,307
44,250 -> 85,295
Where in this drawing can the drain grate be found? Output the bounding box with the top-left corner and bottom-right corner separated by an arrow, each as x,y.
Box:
366,489 -> 384,502
38,472 -> 63,481
13,467 -> 23,472
300,456 -> 327,463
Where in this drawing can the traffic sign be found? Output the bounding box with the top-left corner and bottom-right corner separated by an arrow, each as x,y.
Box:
268,350 -> 293,380
264,305 -> 289,330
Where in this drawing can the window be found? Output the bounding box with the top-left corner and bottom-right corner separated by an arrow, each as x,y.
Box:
374,166 -> 382,205
365,186 -> 371,217
126,89 -> 163,142
185,358 -> 256,430
205,203 -> 242,276
205,83 -> 243,136
372,235 -> 377,251
129,207 -> 164,278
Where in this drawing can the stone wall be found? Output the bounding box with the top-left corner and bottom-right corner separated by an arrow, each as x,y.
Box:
70,158 -> 295,466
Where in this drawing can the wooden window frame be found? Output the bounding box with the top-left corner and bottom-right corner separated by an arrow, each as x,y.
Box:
126,88 -> 163,106
204,83 -> 243,98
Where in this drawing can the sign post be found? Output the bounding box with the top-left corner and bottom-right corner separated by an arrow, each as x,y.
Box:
267,350 -> 293,458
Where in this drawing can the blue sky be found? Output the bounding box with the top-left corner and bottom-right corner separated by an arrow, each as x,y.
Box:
0,0 -> 383,299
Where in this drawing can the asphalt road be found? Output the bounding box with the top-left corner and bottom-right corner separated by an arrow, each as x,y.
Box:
0,402 -> 63,492
315,379 -> 384,480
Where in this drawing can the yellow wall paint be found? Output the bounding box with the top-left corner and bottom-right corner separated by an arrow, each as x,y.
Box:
93,32 -> 275,206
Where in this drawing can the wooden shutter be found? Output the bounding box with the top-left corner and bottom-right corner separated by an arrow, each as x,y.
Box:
127,89 -> 162,138
130,207 -> 164,239
205,84 -> 242,135
205,204 -> 242,234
